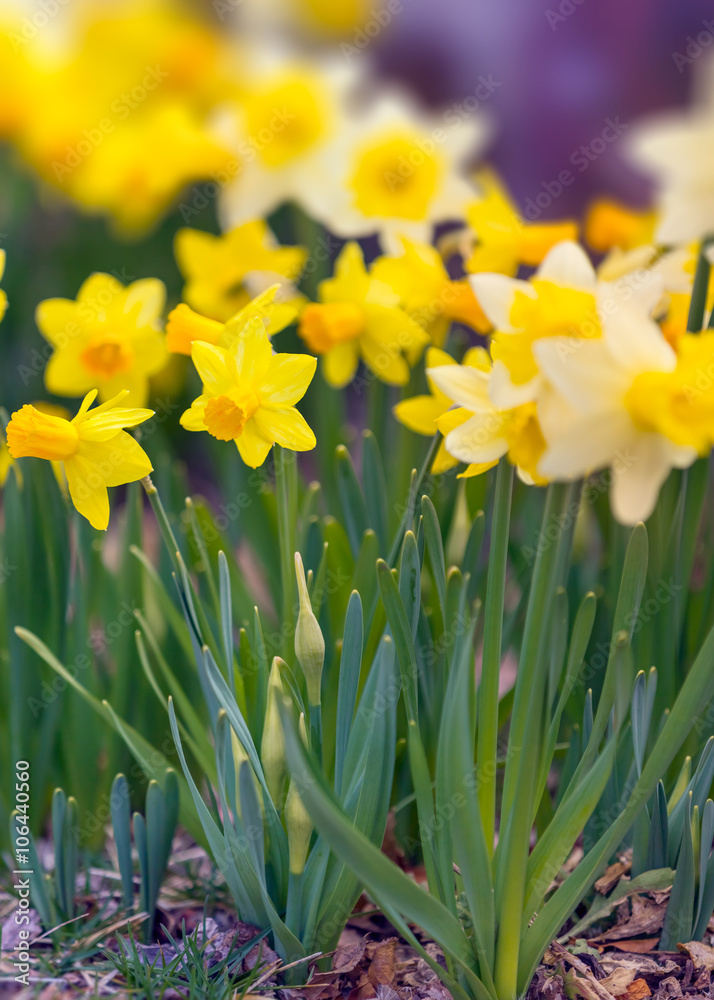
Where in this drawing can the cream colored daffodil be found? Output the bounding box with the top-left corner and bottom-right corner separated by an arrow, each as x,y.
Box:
533,301 -> 709,524
219,58 -> 361,229
371,238 -> 489,348
175,221 -> 307,323
298,241 -> 430,387
37,273 -> 167,407
6,390 -> 154,530
300,92 -> 487,254
393,346 -> 489,473
180,315 -> 317,468
427,356 -> 547,485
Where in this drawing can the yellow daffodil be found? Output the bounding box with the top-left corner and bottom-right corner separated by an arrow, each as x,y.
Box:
13,1 -> 235,230
427,358 -> 547,485
471,241 -> 602,407
534,299 -> 703,524
219,60 -> 359,227
63,103 -> 235,234
584,198 -> 657,254
6,390 -> 154,530
300,93 -> 487,254
0,250 -> 6,322
463,170 -> 578,276
0,436 -> 16,488
371,238 -> 490,347
37,273 -> 168,407
180,316 -> 317,468
167,285 -> 299,356
175,221 -> 307,323
298,242 -> 430,387
393,347 -> 489,473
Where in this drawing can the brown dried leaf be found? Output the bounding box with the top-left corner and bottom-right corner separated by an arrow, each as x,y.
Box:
625,980 -> 650,999
333,936 -> 368,974
596,861 -> 631,896
368,938 -> 398,987
676,940 -> 714,971
589,896 -> 666,943
607,939 -> 660,954
600,968 -> 636,995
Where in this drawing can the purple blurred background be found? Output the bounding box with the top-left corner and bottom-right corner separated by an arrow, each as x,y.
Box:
374,0 -> 713,219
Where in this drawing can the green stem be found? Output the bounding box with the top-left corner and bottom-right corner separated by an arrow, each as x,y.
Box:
141,476 -> 181,575
275,447 -> 298,657
285,871 -> 303,939
687,237 -> 713,333
477,459 -> 513,857
494,482 -> 576,999
387,433 -> 441,567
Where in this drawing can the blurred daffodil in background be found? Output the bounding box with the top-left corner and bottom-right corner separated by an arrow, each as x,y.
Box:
298,241 -> 429,387
6,390 -> 154,529
37,274 -> 167,407
0,250 -> 6,322
174,221 -> 307,323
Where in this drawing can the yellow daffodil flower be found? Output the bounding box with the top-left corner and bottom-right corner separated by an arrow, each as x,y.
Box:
180,316 -> 317,468
427,357 -> 547,485
175,221 -> 307,323
0,435 -> 16,488
64,103 -> 235,234
534,299 -> 702,524
0,250 -> 6,322
300,93 -> 487,254
167,285 -> 299,356
463,170 -> 578,276
393,346 -> 489,473
371,239 -> 490,348
584,198 -> 656,254
298,242 -> 430,388
471,241 -> 603,407
6,390 -> 154,530
37,273 -> 168,408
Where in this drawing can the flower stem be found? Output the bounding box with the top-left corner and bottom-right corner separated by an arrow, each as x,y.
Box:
687,237 -> 713,332
477,459 -> 514,857
275,446 -> 298,657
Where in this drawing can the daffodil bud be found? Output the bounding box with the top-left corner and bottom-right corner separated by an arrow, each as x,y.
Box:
294,552 -> 325,707
261,658 -> 286,805
285,714 -> 312,876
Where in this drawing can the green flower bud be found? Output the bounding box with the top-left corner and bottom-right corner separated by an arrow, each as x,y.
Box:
294,552 -> 325,707
261,658 -> 286,805
285,714 -> 312,876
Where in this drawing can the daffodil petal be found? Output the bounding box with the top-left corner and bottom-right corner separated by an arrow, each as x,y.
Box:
323,342 -> 359,388
253,407 -> 316,452
124,278 -> 166,326
426,364 -> 492,412
361,335 -> 411,385
79,407 -> 154,442
536,240 -> 596,290
77,434 -> 153,488
444,412 -> 509,465
64,454 -> 111,531
468,274 -> 532,329
259,353 -> 317,406
191,341 -> 235,394
393,395 -> 447,435
236,421 -> 273,468
35,298 -> 81,346
180,399 -> 209,432
233,316 -> 273,383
